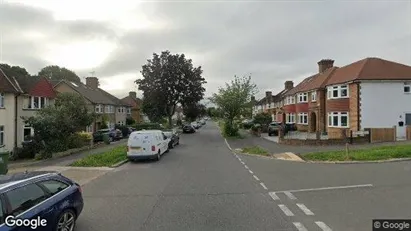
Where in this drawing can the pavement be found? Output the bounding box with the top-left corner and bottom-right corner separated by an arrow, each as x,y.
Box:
50,122 -> 410,231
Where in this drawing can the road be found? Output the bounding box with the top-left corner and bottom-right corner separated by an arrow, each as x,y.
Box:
76,122 -> 411,231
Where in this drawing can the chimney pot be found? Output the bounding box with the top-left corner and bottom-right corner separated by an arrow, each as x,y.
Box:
265,91 -> 272,98
129,91 -> 137,99
284,81 -> 294,90
85,77 -> 99,89
317,59 -> 335,73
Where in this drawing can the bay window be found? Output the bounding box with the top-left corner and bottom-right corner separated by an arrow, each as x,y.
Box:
298,113 -> 308,125
311,91 -> 317,101
328,112 -> 349,128
404,82 -> 410,93
0,93 -> 4,108
327,85 -> 349,99
297,93 -> 308,103
27,96 -> 49,109
95,104 -> 103,113
286,113 -> 296,124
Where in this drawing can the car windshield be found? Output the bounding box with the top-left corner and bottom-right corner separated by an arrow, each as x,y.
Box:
164,132 -> 172,137
270,122 -> 279,126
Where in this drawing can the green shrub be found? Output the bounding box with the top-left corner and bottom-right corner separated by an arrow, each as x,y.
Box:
103,134 -> 111,144
223,120 -> 239,137
134,123 -> 162,131
115,125 -> 130,137
15,137 -> 44,159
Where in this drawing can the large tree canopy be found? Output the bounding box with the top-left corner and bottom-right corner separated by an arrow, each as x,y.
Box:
135,50 -> 207,126
183,103 -> 206,122
38,65 -> 81,83
0,63 -> 31,77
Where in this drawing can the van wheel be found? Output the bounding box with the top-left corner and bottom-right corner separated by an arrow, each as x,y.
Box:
156,151 -> 161,161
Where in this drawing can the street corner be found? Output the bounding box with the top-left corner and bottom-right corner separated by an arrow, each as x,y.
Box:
273,152 -> 305,162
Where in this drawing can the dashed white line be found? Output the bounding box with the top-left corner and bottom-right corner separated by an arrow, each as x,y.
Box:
240,161 -> 245,165
238,158 -> 242,161
315,221 -> 333,231
293,222 -> 308,231
253,175 -> 260,181
296,203 -> 315,216
284,191 -> 297,200
278,204 -> 294,216
244,165 -> 249,169
248,170 -> 254,174
269,192 -> 280,200
260,182 -> 268,190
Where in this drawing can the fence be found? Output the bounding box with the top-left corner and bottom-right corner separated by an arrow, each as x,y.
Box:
368,127 -> 396,143
407,126 -> 411,140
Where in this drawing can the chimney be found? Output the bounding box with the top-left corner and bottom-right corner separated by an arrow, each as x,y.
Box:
318,59 -> 335,73
265,91 -> 272,98
129,91 -> 137,99
284,81 -> 294,90
86,77 -> 99,89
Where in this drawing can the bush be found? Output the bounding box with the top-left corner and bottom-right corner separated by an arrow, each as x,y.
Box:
14,138 -> 44,159
134,123 -> 162,131
115,125 -> 130,137
223,120 -> 239,137
103,134 -> 111,144
68,133 -> 91,149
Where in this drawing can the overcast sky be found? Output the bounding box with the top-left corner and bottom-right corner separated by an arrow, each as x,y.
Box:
1,0 -> 410,100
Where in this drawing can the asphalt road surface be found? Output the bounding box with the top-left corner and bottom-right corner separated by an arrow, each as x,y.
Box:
76,122 -> 411,231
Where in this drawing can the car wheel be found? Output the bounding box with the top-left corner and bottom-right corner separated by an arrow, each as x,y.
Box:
156,151 -> 161,161
55,209 -> 76,231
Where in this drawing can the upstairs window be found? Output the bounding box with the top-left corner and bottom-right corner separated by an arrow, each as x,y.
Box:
327,85 -> 349,99
27,96 -> 49,109
311,91 -> 317,102
404,82 -> 410,93
0,93 -> 4,108
95,104 -> 103,113
127,108 -> 131,114
297,93 -> 308,103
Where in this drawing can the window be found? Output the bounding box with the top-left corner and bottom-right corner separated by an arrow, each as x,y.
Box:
6,183 -> 48,216
298,113 -> 308,124
285,96 -> 295,105
23,125 -> 33,142
311,91 -> 317,102
86,125 -> 93,133
328,112 -> 349,127
327,85 -> 349,99
110,106 -> 114,113
297,93 -> 308,103
0,126 -> 4,146
404,82 -> 410,93
118,107 -> 121,113
27,96 -> 48,109
0,93 -> 4,108
105,105 -> 110,113
286,113 -> 296,124
39,180 -> 69,196
95,104 -> 103,113
127,108 -> 131,114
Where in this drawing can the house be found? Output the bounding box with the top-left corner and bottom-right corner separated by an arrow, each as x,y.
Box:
271,57 -> 411,140
121,91 -> 144,123
0,68 -> 57,152
52,77 -> 132,132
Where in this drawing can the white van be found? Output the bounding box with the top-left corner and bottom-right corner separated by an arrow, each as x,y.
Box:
127,130 -> 170,161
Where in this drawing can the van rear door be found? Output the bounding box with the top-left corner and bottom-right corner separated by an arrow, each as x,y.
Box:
128,133 -> 153,155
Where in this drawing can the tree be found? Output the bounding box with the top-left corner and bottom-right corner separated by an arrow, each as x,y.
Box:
135,51 -> 207,127
211,75 -> 257,136
0,63 -> 31,77
141,98 -> 165,123
38,65 -> 81,83
183,103 -> 206,122
24,93 -> 95,158
253,112 -> 272,126
126,116 -> 135,125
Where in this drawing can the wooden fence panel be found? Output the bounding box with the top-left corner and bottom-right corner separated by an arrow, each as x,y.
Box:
407,126 -> 411,140
370,128 -> 395,143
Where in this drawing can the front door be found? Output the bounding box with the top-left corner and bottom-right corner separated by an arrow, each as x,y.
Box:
396,113 -> 411,140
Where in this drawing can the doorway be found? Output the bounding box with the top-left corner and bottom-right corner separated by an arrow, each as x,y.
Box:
310,112 -> 317,132
396,113 -> 411,140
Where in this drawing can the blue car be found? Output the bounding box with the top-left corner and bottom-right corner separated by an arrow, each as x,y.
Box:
0,171 -> 83,231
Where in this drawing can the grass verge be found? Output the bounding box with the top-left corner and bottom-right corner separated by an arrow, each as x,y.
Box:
241,145 -> 270,156
304,144 -> 411,161
70,145 -> 127,167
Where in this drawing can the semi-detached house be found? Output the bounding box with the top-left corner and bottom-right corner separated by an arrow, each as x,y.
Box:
254,57 -> 411,140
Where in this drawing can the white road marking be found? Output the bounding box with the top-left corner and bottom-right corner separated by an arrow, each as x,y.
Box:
275,184 -> 373,193
240,161 -> 245,165
244,165 -> 249,169
315,221 -> 333,231
248,170 -> 254,174
260,182 -> 268,190
293,222 -> 308,231
296,203 -> 314,215
224,138 -> 232,150
253,175 -> 260,181
278,204 -> 294,216
284,191 -> 297,200
269,192 -> 280,200
238,158 -> 242,161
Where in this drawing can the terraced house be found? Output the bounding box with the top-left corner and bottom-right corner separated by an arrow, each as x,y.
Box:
0,68 -> 57,152
254,57 -> 411,140
52,77 -> 133,132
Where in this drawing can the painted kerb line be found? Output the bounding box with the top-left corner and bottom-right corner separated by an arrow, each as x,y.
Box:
248,170 -> 254,174
278,204 -> 294,216
260,182 -> 268,190
293,222 -> 308,231
297,203 -> 314,216
269,192 -> 280,200
315,221 -> 333,231
244,165 -> 249,169
253,175 -> 260,181
284,191 -> 297,200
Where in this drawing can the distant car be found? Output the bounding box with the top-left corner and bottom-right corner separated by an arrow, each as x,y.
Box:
183,124 -> 196,133
0,171 -> 83,231
127,130 -> 170,161
191,122 -> 200,129
268,122 -> 281,136
93,129 -> 116,142
115,129 -> 124,139
199,119 -> 206,125
164,130 -> 180,148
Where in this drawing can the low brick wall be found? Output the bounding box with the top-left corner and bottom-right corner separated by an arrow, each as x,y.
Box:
296,124 -> 309,132
278,136 -> 369,146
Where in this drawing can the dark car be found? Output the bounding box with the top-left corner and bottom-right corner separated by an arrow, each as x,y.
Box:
0,171 -> 83,231
93,129 -> 121,142
268,122 -> 281,136
182,125 -> 196,133
164,130 -> 180,148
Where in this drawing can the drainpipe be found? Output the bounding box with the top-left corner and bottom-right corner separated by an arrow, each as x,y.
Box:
357,83 -> 360,131
13,93 -> 20,152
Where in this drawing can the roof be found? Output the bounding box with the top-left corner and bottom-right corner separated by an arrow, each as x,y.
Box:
99,88 -> 131,107
284,75 -> 316,96
121,95 -> 142,109
325,57 -> 411,86
0,67 -> 23,93
298,67 -> 339,92
13,75 -> 43,93
55,80 -> 120,105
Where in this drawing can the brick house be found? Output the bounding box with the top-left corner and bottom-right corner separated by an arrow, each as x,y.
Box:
52,77 -> 132,132
121,91 -> 144,123
0,68 -> 56,152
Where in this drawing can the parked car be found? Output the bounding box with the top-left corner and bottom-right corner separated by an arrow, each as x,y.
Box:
164,130 -> 180,148
93,129 -> 120,142
127,130 -> 170,161
191,122 -> 200,129
0,171 -> 83,231
268,122 -> 281,136
115,129 -> 123,139
183,124 -> 196,133
199,119 -> 206,125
